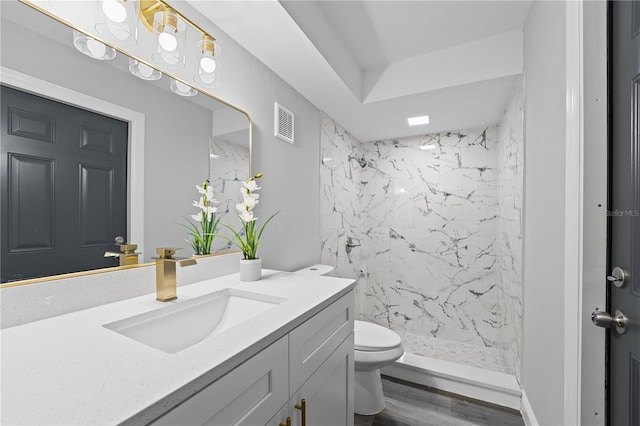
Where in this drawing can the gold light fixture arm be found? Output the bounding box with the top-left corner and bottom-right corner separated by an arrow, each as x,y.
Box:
139,0 -> 216,43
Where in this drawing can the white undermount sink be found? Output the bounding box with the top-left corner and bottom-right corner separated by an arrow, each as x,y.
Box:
104,289 -> 286,353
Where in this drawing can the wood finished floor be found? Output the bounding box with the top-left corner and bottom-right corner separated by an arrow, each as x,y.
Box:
354,376 -> 525,426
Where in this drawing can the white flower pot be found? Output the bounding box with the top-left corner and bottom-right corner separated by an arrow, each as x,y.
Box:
239,258 -> 261,282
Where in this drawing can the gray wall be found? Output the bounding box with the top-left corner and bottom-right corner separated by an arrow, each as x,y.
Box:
3,0 -> 326,272
522,1 -> 566,423
176,3 -> 322,271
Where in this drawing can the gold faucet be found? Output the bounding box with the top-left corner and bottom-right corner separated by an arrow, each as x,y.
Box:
104,237 -> 140,266
154,248 -> 197,302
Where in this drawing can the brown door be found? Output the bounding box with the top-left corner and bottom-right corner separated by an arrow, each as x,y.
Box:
609,1 -> 640,425
0,85 -> 128,282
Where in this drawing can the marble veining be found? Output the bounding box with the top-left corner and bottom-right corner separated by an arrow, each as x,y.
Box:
358,128 -> 502,349
320,88 -> 524,375
494,76 -> 524,378
208,138 -> 249,253
396,329 -> 504,373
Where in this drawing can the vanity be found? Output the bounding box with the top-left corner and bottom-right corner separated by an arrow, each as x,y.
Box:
0,267 -> 355,425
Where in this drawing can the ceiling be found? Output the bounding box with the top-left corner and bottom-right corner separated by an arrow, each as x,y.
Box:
187,0 -> 531,142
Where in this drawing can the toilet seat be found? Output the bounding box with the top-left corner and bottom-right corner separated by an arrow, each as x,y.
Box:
354,320 -> 402,351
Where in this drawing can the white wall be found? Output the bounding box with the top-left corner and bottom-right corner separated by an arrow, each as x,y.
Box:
522,2 -> 567,424
581,1 -> 608,424
176,2 -> 323,271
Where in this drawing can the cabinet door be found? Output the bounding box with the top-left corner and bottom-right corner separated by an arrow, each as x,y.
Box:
290,333 -> 354,426
265,405 -> 289,426
151,336 -> 288,426
289,291 -> 354,393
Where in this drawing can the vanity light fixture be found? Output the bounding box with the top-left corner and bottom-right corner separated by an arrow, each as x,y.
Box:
194,34 -> 220,88
102,0 -> 127,22
151,8 -> 186,69
129,58 -> 162,80
70,0 -> 222,88
170,78 -> 197,97
95,0 -> 140,46
407,115 -> 430,126
72,29 -> 116,60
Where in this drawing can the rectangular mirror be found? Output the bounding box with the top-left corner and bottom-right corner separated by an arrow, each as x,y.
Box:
0,0 -> 251,283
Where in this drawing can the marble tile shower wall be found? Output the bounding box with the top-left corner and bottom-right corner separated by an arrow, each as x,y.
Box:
358,129 -> 503,351
208,138 -> 248,253
320,101 -> 523,375
495,77 -> 524,379
319,113 -> 367,314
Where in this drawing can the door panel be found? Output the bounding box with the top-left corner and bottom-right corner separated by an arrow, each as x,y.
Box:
79,164 -> 114,246
8,154 -> 55,252
8,108 -> 56,143
1,85 -> 128,282
610,2 -> 640,425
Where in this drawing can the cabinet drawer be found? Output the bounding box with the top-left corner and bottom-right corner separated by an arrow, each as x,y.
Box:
289,290 -> 354,393
151,336 -> 289,426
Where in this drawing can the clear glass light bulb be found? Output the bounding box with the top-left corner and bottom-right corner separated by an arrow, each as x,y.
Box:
200,55 -> 216,73
86,38 -> 107,58
170,78 -> 198,96
158,29 -> 177,52
138,63 -> 155,78
174,81 -> 191,93
102,0 -> 126,23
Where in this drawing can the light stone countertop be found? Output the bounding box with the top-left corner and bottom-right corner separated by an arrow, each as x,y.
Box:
0,270 -> 355,426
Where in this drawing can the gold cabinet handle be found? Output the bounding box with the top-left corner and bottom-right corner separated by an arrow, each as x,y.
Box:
295,399 -> 306,426
279,416 -> 292,426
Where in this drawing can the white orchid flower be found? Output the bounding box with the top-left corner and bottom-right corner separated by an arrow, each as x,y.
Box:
243,196 -> 258,210
236,203 -> 247,213
196,184 -> 214,200
191,212 -> 202,222
203,205 -> 217,215
194,197 -> 220,211
243,180 -> 261,192
240,210 -> 257,222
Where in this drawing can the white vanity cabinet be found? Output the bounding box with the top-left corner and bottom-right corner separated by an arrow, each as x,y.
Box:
269,290 -> 355,426
268,334 -> 354,426
152,336 -> 289,426
151,290 -> 354,426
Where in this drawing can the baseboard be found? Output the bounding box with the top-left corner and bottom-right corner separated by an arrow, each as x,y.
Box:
520,390 -> 540,426
381,352 -> 522,410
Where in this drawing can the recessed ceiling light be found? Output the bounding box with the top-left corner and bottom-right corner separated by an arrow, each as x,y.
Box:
407,115 -> 430,126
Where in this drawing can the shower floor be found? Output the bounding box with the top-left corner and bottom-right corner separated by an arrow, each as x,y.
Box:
395,330 -> 505,373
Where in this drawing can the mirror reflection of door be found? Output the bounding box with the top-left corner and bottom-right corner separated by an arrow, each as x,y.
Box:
609,1 -> 640,425
0,85 -> 128,282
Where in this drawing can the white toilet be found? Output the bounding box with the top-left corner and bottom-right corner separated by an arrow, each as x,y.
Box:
294,264 -> 405,415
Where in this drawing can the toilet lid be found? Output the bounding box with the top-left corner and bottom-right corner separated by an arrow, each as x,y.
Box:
354,320 -> 402,351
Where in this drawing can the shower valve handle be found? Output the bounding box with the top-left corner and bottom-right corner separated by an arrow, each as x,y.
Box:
345,237 -> 361,254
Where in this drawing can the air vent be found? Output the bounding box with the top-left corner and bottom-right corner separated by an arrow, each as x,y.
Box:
274,102 -> 294,144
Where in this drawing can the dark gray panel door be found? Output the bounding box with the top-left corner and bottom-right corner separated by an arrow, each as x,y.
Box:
1,85 -> 128,282
610,2 -> 640,425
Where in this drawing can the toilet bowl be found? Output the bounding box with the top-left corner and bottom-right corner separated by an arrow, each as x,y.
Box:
293,265 -> 405,415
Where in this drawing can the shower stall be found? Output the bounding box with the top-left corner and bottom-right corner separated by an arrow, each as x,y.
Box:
319,78 -> 524,398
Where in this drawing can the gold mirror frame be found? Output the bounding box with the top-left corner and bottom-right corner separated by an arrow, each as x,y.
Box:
1,0 -> 252,288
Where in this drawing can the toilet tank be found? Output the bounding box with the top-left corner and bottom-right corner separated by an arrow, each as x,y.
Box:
293,264 -> 335,276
